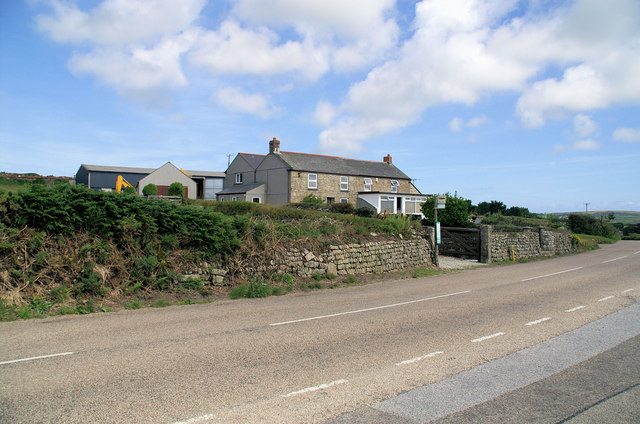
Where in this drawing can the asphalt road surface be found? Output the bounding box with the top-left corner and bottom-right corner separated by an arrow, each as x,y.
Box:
1,241 -> 639,423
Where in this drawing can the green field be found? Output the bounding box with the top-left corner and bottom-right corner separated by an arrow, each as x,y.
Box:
550,210 -> 640,225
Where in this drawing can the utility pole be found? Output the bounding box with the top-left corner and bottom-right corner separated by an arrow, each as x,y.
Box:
584,202 -> 590,214
226,153 -> 234,166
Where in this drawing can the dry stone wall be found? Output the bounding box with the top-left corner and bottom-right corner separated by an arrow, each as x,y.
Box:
488,227 -> 574,262
184,237 -> 434,284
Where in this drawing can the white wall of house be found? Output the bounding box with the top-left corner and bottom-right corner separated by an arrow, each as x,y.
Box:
137,162 -> 197,199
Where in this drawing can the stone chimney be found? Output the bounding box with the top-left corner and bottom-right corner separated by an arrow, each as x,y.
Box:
383,154 -> 392,164
269,137 -> 281,154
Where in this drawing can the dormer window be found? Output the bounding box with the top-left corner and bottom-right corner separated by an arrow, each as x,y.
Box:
390,180 -> 399,193
364,178 -> 372,191
235,173 -> 243,184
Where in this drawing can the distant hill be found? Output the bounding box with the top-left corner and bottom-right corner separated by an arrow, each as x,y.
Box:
549,211 -> 640,225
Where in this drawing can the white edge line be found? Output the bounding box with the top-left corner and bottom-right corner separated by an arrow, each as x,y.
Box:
172,414 -> 217,424
634,251 -> 640,255
601,256 -> 627,264
525,317 -> 552,326
520,267 -> 583,282
397,351 -> 444,366
622,288 -> 634,294
598,295 -> 615,302
0,351 -> 74,366
565,305 -> 586,313
282,379 -> 348,398
471,332 -> 505,343
270,290 -> 471,326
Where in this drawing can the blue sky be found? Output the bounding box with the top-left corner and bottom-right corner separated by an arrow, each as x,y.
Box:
1,0 -> 639,213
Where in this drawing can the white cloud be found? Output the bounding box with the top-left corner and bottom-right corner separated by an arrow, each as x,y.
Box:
214,87 -> 281,119
613,127 -> 640,142
313,101 -> 336,126
189,21 -> 329,81
36,0 -> 205,45
573,114 -> 598,138
319,0 -> 640,152
554,139 -> 600,153
449,115 -> 487,132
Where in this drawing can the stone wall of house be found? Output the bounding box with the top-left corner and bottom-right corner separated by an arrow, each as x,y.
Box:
183,237 -> 434,285
289,171 -> 419,204
487,227 -> 574,262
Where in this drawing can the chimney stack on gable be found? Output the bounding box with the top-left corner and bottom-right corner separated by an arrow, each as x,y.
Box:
383,154 -> 392,164
269,137 -> 281,154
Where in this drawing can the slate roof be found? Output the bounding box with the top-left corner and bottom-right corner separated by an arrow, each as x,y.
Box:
79,164 -> 224,178
238,153 -> 266,169
275,152 -> 411,180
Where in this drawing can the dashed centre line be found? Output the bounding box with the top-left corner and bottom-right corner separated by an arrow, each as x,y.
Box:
602,256 -> 627,264
471,332 -> 505,343
598,296 -> 615,302
519,267 -> 583,282
525,317 -> 552,326
282,379 -> 348,398
269,290 -> 471,326
622,288 -> 634,294
0,352 -> 74,366
397,351 -> 443,366
565,305 -> 586,313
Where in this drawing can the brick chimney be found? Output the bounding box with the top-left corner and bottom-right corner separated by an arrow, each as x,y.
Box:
383,154 -> 392,164
269,137 -> 281,154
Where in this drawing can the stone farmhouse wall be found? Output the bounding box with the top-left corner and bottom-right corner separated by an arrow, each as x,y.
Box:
486,227 -> 574,262
289,171 -> 419,204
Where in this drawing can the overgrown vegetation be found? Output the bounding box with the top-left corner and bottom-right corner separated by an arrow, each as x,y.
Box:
567,213 -> 620,240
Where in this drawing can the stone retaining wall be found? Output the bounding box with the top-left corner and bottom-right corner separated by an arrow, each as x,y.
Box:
488,227 -> 574,262
184,237 -> 434,284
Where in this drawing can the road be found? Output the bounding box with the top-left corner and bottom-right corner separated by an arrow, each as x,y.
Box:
1,241 -> 639,423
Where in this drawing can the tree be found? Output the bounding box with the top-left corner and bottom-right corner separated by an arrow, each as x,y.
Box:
506,206 -> 531,217
142,183 -> 158,196
421,192 -> 472,227
122,186 -> 136,195
167,182 -> 185,197
477,200 -> 507,215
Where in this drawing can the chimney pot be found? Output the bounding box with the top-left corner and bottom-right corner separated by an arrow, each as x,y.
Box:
269,137 -> 281,154
383,154 -> 392,164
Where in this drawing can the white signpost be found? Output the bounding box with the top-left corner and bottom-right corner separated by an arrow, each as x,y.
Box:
433,194 -> 446,267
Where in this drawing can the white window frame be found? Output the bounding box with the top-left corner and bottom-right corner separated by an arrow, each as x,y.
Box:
308,173 -> 317,189
235,173 -> 243,184
231,196 -> 238,201
340,176 -> 349,191
364,177 -> 372,192
390,180 -> 399,193
252,197 -> 261,203
340,198 -> 349,203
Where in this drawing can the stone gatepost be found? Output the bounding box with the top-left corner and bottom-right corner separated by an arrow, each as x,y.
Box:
480,225 -> 492,263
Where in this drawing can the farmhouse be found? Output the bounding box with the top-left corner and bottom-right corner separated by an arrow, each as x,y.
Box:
75,162 -> 224,200
217,138 -> 426,216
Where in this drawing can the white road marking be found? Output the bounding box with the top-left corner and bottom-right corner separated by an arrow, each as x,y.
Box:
601,256 -> 627,264
633,250 -> 640,255
0,351 -> 74,366
519,267 -> 583,282
565,305 -> 586,313
622,288 -> 634,294
270,290 -> 471,326
397,351 -> 443,366
598,296 -> 615,302
471,332 -> 505,343
172,414 -> 217,424
282,379 -> 348,398
525,317 -> 552,326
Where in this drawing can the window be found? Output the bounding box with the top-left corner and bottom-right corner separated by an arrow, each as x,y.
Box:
390,180 -> 399,193
340,198 -> 349,203
252,197 -> 261,203
231,196 -> 238,201
326,197 -> 335,204
380,195 -> 394,213
308,173 -> 317,189
235,173 -> 243,184
340,176 -> 349,191
364,178 -> 372,192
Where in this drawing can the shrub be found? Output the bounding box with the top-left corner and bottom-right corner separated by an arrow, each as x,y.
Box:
142,183 -> 158,196
246,276 -> 272,298
329,203 -> 355,214
422,193 -> 473,227
354,207 -> 374,217
122,186 -> 137,195
167,182 -> 185,197
568,214 -> 618,239
301,194 -> 323,204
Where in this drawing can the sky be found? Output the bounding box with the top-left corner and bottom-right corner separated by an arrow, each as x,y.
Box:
1,0 -> 639,213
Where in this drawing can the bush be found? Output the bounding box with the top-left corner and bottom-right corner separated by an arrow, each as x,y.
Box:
354,207 -> 374,217
301,194 -> 323,204
142,184 -> 158,196
422,193 -> 473,227
568,214 -> 618,239
167,182 -> 185,197
329,203 -> 355,214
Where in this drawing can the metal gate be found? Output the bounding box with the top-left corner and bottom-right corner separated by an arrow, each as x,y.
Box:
440,227 -> 481,260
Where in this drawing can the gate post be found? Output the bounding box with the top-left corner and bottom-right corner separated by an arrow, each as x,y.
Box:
425,226 -> 438,267
480,225 -> 492,264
